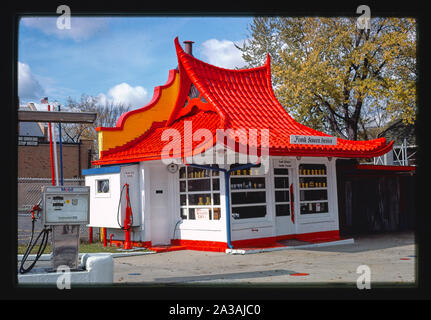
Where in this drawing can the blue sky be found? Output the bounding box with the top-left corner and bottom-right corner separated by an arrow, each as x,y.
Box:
18,16 -> 253,109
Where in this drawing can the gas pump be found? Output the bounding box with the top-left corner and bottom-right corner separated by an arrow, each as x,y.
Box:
19,186 -> 90,273
116,183 -> 134,250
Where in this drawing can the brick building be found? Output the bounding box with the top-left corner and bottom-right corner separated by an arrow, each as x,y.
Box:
18,139 -> 94,178
18,103 -> 94,212
18,103 -> 94,178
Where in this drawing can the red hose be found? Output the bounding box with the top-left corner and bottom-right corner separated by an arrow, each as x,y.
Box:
109,234 -> 114,247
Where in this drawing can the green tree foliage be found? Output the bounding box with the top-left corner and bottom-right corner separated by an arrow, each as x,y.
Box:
238,17 -> 416,140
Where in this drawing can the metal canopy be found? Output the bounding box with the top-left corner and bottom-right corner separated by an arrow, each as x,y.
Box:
18,110 -> 97,124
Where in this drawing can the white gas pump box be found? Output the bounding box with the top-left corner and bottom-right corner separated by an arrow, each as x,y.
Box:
83,164 -> 141,229
42,186 -> 90,226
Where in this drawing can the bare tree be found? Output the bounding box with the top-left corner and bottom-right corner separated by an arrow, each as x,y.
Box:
61,94 -> 131,159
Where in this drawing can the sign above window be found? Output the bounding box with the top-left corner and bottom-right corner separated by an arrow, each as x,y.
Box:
290,135 -> 337,145
273,159 -> 292,168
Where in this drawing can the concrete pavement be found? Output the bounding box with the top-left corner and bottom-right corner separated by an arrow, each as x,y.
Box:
113,231 -> 415,286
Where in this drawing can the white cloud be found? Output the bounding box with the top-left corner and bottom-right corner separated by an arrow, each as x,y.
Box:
97,83 -> 149,109
200,39 -> 246,69
18,62 -> 45,100
21,17 -> 109,42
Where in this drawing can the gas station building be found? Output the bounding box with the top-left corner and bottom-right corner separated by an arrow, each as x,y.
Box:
82,38 -> 394,252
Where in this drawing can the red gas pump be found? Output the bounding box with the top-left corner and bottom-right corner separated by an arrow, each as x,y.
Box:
116,183 -> 134,250
123,183 -> 133,250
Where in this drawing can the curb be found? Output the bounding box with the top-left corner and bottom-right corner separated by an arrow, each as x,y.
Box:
226,238 -> 355,255
17,250 -> 156,262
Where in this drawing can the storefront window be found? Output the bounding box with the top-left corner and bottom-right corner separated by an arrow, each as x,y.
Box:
230,164 -> 267,219
274,168 -> 290,216
179,165 -> 221,221
298,163 -> 329,214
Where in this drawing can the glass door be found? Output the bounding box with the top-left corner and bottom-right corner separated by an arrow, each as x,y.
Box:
274,166 -> 295,236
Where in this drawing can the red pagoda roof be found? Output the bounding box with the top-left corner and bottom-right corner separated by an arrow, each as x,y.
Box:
93,37 -> 393,166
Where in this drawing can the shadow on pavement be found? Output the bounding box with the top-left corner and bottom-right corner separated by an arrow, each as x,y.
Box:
153,269 -> 296,283
305,231 -> 415,253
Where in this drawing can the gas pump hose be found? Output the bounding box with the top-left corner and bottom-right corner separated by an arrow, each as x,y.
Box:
116,184 -> 134,230
19,201 -> 52,274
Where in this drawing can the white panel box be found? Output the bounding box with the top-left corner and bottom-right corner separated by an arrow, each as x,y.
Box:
42,186 -> 90,225
84,164 -> 141,229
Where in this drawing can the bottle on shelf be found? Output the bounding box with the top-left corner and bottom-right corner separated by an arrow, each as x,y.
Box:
198,197 -> 204,205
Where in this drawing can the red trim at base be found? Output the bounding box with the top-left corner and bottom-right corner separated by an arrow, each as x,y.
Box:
294,230 -> 340,243
231,236 -> 281,249
149,245 -> 187,253
171,230 -> 340,252
232,230 -> 340,248
171,239 -> 228,252
108,230 -> 340,252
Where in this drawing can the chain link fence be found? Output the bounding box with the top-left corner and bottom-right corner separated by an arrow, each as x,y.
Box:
17,177 -> 94,241
17,177 -> 85,212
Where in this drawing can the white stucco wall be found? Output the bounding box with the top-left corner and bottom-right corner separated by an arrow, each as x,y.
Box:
85,155 -> 340,247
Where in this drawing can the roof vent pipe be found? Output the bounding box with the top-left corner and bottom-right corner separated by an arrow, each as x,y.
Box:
183,40 -> 194,56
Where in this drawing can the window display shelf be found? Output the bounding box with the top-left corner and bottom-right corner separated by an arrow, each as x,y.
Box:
180,190 -> 212,195
231,203 -> 267,208
299,200 -> 328,204
179,177 -> 211,181
179,165 -> 220,221
298,164 -> 327,177
231,204 -> 267,220
229,164 -> 268,220
300,201 -> 329,215
298,174 -> 327,178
